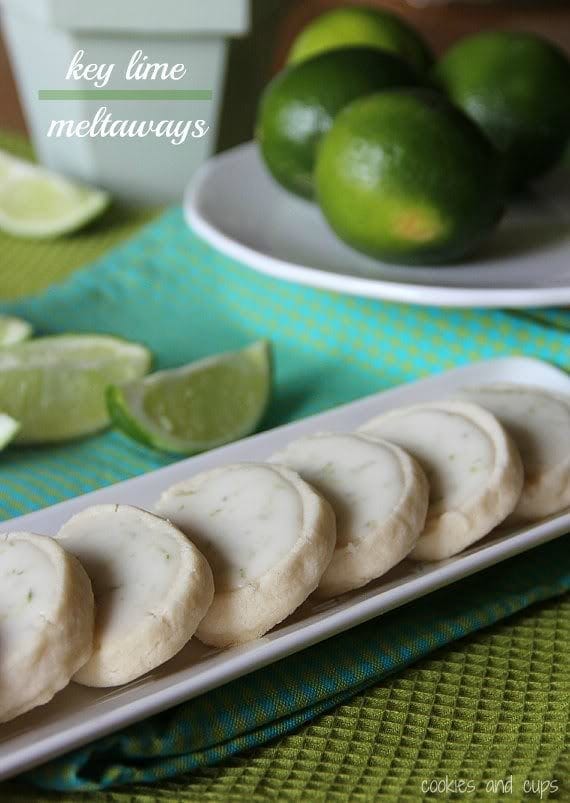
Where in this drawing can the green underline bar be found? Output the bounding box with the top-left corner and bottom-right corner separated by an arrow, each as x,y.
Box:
38,89 -> 213,101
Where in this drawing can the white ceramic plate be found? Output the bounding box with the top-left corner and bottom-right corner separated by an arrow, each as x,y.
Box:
185,142 -> 570,309
1,356 -> 569,780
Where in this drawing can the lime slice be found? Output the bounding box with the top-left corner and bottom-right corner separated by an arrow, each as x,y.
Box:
0,334 -> 152,444
0,413 -> 20,451
0,315 -> 33,346
0,151 -> 109,239
107,340 -> 272,455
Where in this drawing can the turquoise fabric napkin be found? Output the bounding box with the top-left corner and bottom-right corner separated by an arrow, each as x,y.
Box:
0,207 -> 568,791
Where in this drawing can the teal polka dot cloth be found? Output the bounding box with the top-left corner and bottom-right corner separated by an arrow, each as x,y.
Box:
1,208 -> 568,791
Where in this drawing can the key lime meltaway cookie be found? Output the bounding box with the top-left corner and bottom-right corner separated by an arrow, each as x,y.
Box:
458,385 -> 570,522
359,402 -> 524,561
56,505 -> 213,687
0,532 -> 94,723
155,463 -> 336,647
270,433 -> 429,597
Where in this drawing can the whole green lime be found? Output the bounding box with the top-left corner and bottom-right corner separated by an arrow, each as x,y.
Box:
316,90 -> 505,265
288,6 -> 433,75
434,31 -> 570,186
257,47 -> 418,199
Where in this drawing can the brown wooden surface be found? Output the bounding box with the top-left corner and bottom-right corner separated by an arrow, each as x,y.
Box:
273,0 -> 570,71
0,27 -> 26,133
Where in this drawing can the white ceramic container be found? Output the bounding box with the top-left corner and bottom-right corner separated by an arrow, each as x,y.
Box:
0,0 -> 249,203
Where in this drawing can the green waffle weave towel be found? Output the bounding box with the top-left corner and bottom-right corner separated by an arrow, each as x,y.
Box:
0,204 -> 568,792
20,543 -> 570,792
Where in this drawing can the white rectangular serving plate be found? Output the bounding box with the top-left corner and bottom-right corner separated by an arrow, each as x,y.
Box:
1,356 -> 569,781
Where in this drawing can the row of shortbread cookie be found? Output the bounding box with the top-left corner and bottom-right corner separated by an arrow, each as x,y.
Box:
1,384 -> 568,723
157,407 -> 507,646
157,385 -> 569,647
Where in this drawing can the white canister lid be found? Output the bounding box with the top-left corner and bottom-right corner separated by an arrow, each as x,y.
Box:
0,0 -> 249,35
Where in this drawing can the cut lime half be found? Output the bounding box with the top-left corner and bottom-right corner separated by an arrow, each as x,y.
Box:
0,334 -> 152,444
0,316 -> 33,346
107,340 -> 272,455
0,413 -> 20,451
0,151 -> 109,239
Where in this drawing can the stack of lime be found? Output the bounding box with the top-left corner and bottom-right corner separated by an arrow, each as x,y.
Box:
257,6 -> 570,265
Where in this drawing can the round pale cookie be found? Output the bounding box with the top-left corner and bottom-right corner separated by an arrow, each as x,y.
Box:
457,384 -> 570,522
56,505 -> 214,687
155,463 -> 336,647
270,433 -> 429,597
359,401 -> 524,561
0,532 -> 94,723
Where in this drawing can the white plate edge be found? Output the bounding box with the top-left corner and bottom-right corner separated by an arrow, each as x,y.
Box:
184,142 -> 570,310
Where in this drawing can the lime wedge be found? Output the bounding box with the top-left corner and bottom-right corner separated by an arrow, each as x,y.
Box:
0,316 -> 33,346
0,151 -> 109,239
0,413 -> 20,451
0,334 -> 152,444
107,340 -> 272,455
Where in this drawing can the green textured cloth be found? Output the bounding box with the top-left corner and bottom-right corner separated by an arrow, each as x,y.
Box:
0,131 -> 568,799
4,595 -> 570,802
14,542 -> 570,793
